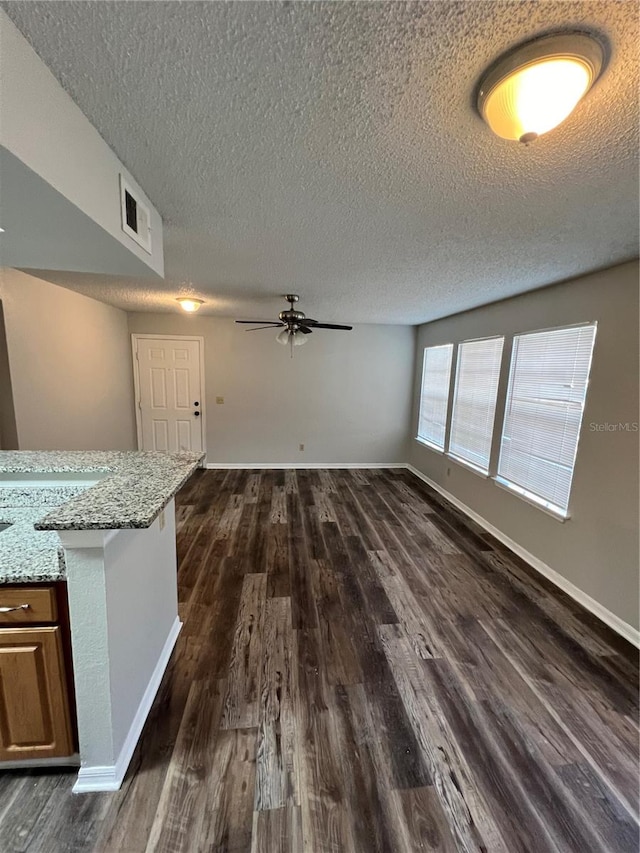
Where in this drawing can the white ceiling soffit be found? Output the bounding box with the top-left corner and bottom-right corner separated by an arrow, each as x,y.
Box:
2,1 -> 638,325
0,147 -> 161,279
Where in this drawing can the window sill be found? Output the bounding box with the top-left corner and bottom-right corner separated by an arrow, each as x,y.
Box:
414,436 -> 444,454
446,454 -> 490,479
494,478 -> 569,522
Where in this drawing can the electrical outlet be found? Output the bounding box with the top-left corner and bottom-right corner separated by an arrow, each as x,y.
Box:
299,443 -> 305,451
216,396 -> 224,404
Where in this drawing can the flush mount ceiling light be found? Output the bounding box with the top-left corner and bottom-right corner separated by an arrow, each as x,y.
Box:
176,297 -> 204,313
477,32 -> 606,143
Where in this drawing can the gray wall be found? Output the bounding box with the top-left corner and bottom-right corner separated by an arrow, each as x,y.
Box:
128,313 -> 415,465
409,260 -> 640,631
0,269 -> 137,450
0,301 -> 18,449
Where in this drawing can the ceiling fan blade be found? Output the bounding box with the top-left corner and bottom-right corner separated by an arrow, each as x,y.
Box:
245,324 -> 285,331
301,318 -> 318,325
309,323 -> 353,330
235,320 -> 282,325
298,326 -> 313,334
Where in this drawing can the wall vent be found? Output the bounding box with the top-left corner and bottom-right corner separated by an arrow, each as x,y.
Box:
119,174 -> 151,254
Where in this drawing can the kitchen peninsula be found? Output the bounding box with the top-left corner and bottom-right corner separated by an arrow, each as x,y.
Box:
0,450 -> 203,792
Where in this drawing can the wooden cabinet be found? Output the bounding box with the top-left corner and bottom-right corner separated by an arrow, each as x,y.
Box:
0,586 -> 57,624
0,586 -> 74,761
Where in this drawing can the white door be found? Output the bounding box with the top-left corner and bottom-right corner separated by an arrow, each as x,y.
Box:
134,337 -> 204,452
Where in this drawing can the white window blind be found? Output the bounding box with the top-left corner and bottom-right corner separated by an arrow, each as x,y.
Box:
449,336 -> 504,473
417,344 -> 453,449
497,324 -> 597,516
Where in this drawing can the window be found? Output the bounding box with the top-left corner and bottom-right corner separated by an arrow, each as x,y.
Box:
417,344 -> 453,449
449,336 -> 504,473
497,323 -> 597,517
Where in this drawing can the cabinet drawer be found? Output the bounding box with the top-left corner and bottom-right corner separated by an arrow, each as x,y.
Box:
0,586 -> 57,624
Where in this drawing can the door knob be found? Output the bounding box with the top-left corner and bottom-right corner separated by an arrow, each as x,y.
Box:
194,411 -> 200,417
194,402 -> 200,406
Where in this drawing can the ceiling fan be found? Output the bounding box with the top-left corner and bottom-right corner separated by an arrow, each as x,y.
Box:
236,294 -> 352,349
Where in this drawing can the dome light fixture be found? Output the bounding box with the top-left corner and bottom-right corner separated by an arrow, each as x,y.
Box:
477,32 -> 606,143
177,297 -> 204,313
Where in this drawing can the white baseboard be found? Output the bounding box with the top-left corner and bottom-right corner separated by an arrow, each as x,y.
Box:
205,462 -> 406,470
405,465 -> 640,649
72,617 -> 182,794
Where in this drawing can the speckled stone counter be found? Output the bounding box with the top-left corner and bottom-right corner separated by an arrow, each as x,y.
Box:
0,450 -> 204,530
0,451 -> 204,583
0,506 -> 66,583
0,485 -> 84,509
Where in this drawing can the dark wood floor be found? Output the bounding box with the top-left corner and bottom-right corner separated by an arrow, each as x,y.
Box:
0,468 -> 638,852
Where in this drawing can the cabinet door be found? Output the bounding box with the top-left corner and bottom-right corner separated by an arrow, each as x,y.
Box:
0,626 -> 73,761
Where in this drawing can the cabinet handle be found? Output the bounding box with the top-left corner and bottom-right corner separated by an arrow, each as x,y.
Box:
0,603 -> 29,613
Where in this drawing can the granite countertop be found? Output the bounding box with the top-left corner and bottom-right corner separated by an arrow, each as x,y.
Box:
0,451 -> 203,584
0,506 -> 67,583
0,450 -> 204,531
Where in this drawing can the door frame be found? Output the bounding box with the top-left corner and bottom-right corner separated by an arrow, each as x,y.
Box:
131,334 -> 207,454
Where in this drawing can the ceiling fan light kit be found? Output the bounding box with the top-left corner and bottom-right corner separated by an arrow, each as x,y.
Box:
477,31 -> 606,143
236,294 -> 352,355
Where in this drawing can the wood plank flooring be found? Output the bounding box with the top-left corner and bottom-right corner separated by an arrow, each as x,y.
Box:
0,468 -> 637,852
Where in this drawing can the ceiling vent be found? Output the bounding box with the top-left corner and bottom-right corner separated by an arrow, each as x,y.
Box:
119,174 -> 151,254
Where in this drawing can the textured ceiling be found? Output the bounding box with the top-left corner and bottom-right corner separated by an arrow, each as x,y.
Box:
2,1 -> 638,324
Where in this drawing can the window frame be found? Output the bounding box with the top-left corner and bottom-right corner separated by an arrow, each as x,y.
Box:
413,321 -> 597,522
447,334 -> 505,476
415,343 -> 454,452
495,321 -> 597,520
